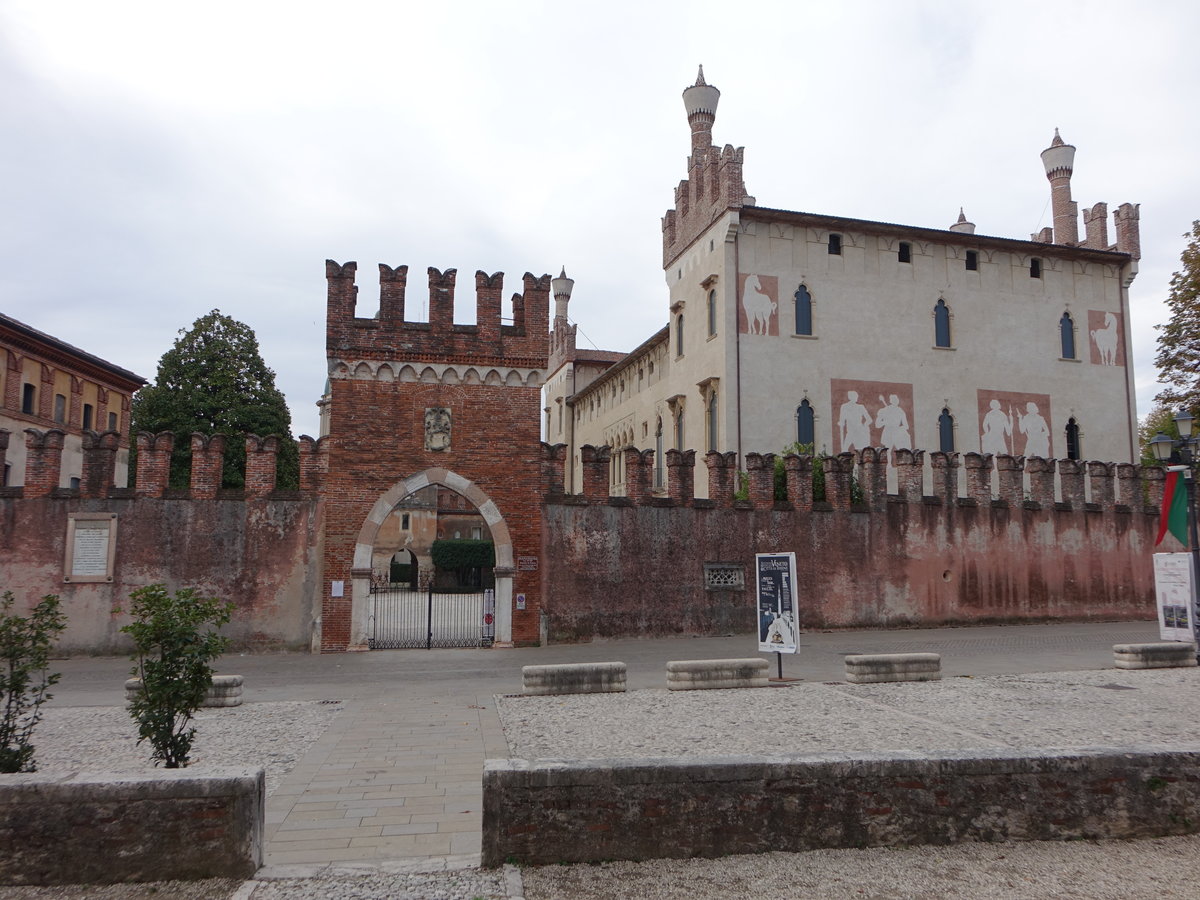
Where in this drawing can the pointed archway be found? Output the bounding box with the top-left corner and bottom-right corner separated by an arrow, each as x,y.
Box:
346,466 -> 514,649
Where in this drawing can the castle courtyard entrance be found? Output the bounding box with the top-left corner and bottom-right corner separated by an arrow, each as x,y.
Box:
346,467 -> 515,651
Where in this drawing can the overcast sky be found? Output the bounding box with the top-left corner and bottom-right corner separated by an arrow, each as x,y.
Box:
3,0 -> 1197,440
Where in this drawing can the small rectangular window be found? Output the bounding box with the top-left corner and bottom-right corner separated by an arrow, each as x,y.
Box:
108,412 -> 118,431
965,250 -> 978,271
54,394 -> 66,424
401,513 -> 410,529
898,242 -> 912,264
1030,258 -> 1042,278
828,234 -> 842,255
82,403 -> 94,430
21,383 -> 36,415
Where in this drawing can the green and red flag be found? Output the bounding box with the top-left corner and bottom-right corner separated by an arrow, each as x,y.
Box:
1156,470 -> 1189,547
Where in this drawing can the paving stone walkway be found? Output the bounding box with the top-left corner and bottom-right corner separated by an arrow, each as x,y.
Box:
263,690 -> 508,868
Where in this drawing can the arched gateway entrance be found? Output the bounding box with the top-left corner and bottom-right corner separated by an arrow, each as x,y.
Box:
320,261 -> 549,652
347,467 -> 514,648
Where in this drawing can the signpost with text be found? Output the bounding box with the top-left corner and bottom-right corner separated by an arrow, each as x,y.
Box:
756,552 -> 798,679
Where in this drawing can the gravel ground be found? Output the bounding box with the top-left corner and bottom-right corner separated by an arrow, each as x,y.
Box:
252,867 -> 511,900
497,668 -> 1200,759
28,700 -> 344,796
521,836 -> 1200,900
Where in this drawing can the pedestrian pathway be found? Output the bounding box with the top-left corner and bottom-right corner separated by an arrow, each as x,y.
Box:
263,689 -> 507,868
45,618 -> 1164,874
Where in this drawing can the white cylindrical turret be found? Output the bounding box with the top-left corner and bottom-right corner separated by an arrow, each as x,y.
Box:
552,267 -> 574,321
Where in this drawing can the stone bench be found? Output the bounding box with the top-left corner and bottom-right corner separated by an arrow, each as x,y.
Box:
125,674 -> 244,708
0,767 -> 263,884
845,652 -> 941,683
666,658 -> 769,691
1113,642 -> 1198,669
522,662 -> 626,695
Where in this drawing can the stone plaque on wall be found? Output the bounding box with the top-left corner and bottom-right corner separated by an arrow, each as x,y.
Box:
63,513 -> 118,583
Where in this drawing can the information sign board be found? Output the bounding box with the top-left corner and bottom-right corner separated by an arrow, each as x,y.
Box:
756,552 -> 798,654
1153,552 -> 1196,642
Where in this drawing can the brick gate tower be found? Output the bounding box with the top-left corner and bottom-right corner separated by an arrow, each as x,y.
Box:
321,261 -> 550,650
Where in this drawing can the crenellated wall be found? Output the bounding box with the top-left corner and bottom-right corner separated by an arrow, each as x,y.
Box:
0,428 -> 326,654
540,443 -> 1158,641
321,262 -> 550,650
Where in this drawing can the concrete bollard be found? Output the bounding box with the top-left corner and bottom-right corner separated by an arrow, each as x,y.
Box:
666,658 -> 769,691
1113,643 -> 1198,670
845,653 -> 941,684
522,662 -> 627,695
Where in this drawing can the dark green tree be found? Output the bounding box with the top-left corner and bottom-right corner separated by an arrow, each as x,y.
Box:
1153,221 -> 1200,418
1138,402 -> 1182,466
131,310 -> 298,489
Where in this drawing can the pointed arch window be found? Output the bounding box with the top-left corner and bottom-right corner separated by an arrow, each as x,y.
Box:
934,299 -> 951,348
794,285 -> 813,336
1066,417 -> 1081,460
654,418 -> 664,488
676,314 -> 685,357
675,407 -> 685,451
938,408 -> 955,452
707,289 -> 717,337
1060,312 -> 1076,360
796,400 -> 815,447
706,391 -> 718,452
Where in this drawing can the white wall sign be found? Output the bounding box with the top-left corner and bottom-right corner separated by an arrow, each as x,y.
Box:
1153,553 -> 1195,642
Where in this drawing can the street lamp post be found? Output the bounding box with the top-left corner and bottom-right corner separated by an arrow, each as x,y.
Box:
1149,410 -> 1200,654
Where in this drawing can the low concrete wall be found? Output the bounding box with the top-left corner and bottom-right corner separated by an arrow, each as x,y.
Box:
482,746 -> 1200,867
666,658 -> 769,690
125,675 -> 245,708
1114,642 -> 1198,669
845,652 -> 941,683
0,767 -> 264,885
522,662 -> 627,695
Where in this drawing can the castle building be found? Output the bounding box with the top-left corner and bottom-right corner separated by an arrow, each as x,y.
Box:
545,68 -> 1141,496
0,313 -> 144,489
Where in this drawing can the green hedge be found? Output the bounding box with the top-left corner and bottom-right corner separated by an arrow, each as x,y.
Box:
431,539 -> 495,571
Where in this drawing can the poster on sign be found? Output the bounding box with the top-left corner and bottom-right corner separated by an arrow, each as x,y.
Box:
756,552 -> 798,654
1153,552 -> 1196,642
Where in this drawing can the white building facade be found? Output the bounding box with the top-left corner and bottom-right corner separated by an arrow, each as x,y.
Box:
545,69 -> 1141,497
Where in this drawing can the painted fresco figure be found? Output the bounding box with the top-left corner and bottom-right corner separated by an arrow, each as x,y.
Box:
980,399 -> 1012,455
1092,312 -> 1119,365
838,390 -> 872,451
874,394 -> 911,449
742,275 -> 777,335
1017,401 -> 1050,457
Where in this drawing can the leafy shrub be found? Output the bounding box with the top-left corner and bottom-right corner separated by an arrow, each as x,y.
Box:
430,539 -> 495,571
120,585 -> 233,768
0,592 -> 66,773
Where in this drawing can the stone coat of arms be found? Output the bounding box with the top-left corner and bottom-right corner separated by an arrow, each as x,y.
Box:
424,407 -> 451,451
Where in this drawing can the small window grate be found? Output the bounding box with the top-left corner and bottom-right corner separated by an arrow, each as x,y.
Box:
965,250 -> 978,271
898,242 -> 912,264
704,563 -> 745,591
